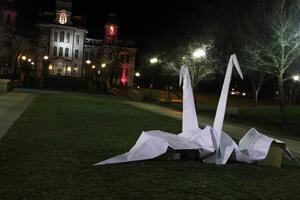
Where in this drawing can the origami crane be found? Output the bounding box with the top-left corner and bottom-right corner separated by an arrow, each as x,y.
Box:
95,54 -> 297,166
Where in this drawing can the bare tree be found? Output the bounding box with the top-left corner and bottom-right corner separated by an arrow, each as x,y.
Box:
245,0 -> 300,123
162,43 -> 215,105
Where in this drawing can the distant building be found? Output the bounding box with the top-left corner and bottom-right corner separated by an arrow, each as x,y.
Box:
0,0 -> 17,75
1,0 -> 137,87
1,0 -> 17,31
36,0 -> 137,86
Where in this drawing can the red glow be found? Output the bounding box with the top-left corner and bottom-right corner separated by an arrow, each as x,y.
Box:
120,64 -> 127,85
109,26 -> 114,35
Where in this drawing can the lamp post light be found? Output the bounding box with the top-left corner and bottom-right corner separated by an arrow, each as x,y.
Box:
135,72 -> 141,88
43,55 -> 49,60
149,57 -> 158,100
193,48 -> 206,59
135,72 -> 140,77
293,75 -> 299,81
101,63 -> 106,68
86,59 -> 91,65
21,55 -> 27,61
150,57 -> 158,64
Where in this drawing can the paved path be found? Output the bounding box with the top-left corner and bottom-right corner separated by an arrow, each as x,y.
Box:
0,91 -> 36,140
124,101 -> 300,158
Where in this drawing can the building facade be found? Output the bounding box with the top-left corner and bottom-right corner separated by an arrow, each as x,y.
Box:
36,0 -> 137,86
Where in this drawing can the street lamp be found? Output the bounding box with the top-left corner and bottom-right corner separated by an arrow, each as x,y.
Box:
150,57 -> 158,64
135,72 -> 140,77
101,63 -> 106,68
149,57 -> 158,100
193,48 -> 206,59
28,58 -> 32,63
43,55 -> 49,60
92,65 -> 96,69
293,75 -> 299,81
21,56 -> 27,61
86,59 -> 91,65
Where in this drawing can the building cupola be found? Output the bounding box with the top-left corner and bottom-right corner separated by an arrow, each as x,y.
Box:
104,14 -> 119,43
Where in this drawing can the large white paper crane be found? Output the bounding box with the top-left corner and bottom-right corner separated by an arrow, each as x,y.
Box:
95,54 -> 298,166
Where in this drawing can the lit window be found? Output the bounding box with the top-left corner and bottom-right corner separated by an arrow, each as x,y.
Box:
65,48 -> 69,57
75,50 -> 79,59
59,12 -> 67,24
60,31 -> 64,42
59,47 -> 63,56
53,46 -> 57,56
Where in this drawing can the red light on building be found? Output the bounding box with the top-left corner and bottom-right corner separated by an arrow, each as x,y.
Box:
109,26 -> 114,35
120,64 -> 127,85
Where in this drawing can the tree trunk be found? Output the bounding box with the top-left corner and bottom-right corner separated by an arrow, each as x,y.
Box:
251,73 -> 264,107
254,90 -> 259,106
278,76 -> 288,123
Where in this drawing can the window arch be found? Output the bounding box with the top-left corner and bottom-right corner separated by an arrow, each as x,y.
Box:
60,31 -> 64,42
66,33 -> 70,43
75,50 -> 79,59
65,48 -> 69,57
59,47 -> 63,56
76,35 -> 80,45
54,31 -> 58,41
53,46 -> 57,56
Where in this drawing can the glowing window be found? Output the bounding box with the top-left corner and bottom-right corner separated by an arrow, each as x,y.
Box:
59,12 -> 67,24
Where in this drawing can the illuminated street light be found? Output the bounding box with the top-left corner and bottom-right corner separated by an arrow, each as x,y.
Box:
92,65 -> 96,69
86,60 -> 91,64
21,56 -> 27,61
293,75 -> 299,81
48,64 -> 53,70
43,55 -> 49,60
193,48 -> 206,59
150,57 -> 158,64
101,63 -> 106,68
135,72 -> 141,77
31,62 -> 34,65
28,58 -> 32,62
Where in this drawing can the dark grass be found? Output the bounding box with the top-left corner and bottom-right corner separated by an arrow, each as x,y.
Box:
0,94 -> 300,199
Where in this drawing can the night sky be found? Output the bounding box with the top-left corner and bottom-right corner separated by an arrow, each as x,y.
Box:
15,0 -> 253,51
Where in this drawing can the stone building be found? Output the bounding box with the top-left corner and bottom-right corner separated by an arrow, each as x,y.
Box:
36,0 -> 137,86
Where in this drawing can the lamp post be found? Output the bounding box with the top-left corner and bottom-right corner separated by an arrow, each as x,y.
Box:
149,57 -> 158,100
135,72 -> 141,88
292,75 -> 300,105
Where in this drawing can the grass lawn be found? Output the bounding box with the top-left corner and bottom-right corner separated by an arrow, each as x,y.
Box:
0,93 -> 300,199
157,101 -> 300,139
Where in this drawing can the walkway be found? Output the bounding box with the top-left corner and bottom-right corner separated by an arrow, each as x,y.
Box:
124,101 -> 300,158
0,91 -> 36,140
